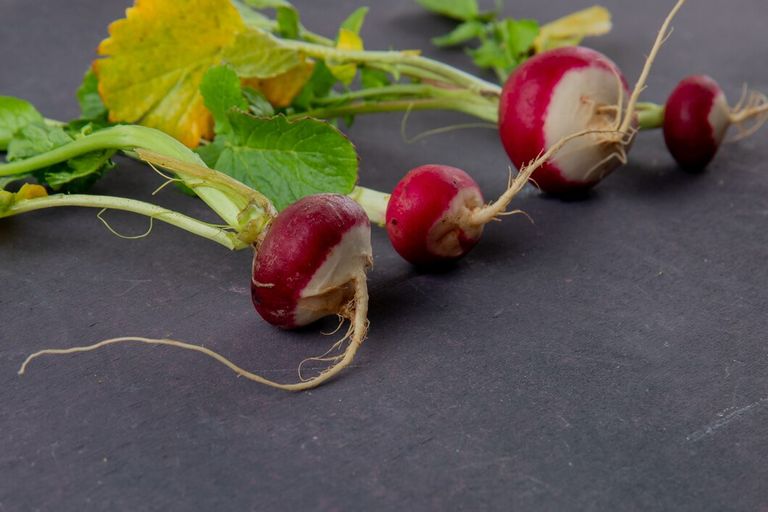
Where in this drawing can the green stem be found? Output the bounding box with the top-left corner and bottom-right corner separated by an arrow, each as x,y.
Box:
348,186 -> 390,227
1,194 -> 248,250
289,97 -> 499,124
314,84 -> 438,104
636,102 -> 665,130
280,39 -> 502,97
0,125 -> 269,235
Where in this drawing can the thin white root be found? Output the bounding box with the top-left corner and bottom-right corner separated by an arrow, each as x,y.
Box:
469,128 -> 620,225
19,274 -> 371,392
146,161 -> 183,196
96,208 -> 155,240
398,103 -> 497,144
618,0 -> 687,136
728,89 -> 768,143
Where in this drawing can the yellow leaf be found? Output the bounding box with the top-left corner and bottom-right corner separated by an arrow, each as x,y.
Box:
337,28 -> 364,52
16,184 -> 48,200
535,6 -> 612,53
94,0 -> 245,147
328,28 -> 364,85
242,60 -> 315,108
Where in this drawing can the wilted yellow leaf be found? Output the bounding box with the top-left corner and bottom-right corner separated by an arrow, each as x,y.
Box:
16,183 -> 48,200
535,6 -> 612,53
242,60 -> 315,108
328,28 -> 364,85
94,0 -> 245,147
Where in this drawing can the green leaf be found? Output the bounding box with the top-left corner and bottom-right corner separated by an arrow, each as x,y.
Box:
0,96 -> 44,151
467,38 -> 508,70
242,87 -> 275,116
341,7 -> 369,34
42,150 -> 116,192
6,122 -> 115,192
360,67 -> 390,89
432,20 -> 486,47
415,0 -> 478,21
76,70 -> 108,121
276,6 -> 300,39
200,65 -> 249,133
223,29 -> 302,79
500,18 -> 539,56
291,61 -> 337,111
7,123 -> 72,161
197,112 -> 358,210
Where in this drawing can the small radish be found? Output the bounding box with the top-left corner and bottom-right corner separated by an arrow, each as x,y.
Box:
386,165 -> 484,265
663,75 -> 768,171
386,130 -> 598,265
498,0 -> 686,195
20,193 -> 374,391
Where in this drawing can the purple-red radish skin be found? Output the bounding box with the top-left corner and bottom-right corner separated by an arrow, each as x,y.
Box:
252,194 -> 371,329
663,75 -> 731,171
499,47 -> 630,195
386,165 -> 484,265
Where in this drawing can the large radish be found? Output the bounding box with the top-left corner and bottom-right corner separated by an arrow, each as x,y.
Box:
498,0 -> 686,195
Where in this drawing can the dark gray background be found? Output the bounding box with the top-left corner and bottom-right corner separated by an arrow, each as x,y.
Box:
1,1 -> 767,510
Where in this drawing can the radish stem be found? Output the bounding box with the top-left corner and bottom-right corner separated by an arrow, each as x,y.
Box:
636,102 -> 665,130
0,194 -> 247,250
348,186 -> 389,226
0,125 -> 274,241
280,39 -> 502,97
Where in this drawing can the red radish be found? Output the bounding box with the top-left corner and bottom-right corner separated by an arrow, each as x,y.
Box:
664,75 -> 768,171
499,47 -> 631,195
19,194 -> 374,391
386,165 -> 485,265
252,193 -> 372,329
498,0 -> 686,195
386,130 -> 601,265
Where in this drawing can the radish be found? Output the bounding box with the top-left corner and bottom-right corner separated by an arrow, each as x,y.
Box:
252,193 -> 372,330
19,191 -> 374,391
663,75 -> 768,171
498,0 -> 686,195
386,130 -> 601,265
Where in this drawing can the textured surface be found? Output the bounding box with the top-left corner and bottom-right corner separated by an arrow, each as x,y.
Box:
1,1 -> 767,511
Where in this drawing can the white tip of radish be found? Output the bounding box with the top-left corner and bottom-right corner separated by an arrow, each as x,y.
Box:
544,66 -> 630,183
292,223 -> 372,326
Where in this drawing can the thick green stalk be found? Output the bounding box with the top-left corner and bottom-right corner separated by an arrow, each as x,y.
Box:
280,39 -> 502,97
349,186 -> 389,226
289,97 -> 498,124
1,194 -> 248,250
636,102 -> 665,130
0,125 -> 267,234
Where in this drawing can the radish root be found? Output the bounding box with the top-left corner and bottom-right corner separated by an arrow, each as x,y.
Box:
728,88 -> 768,142
96,208 -> 155,240
616,0 -> 687,137
19,272 -> 371,392
469,128 -> 621,225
